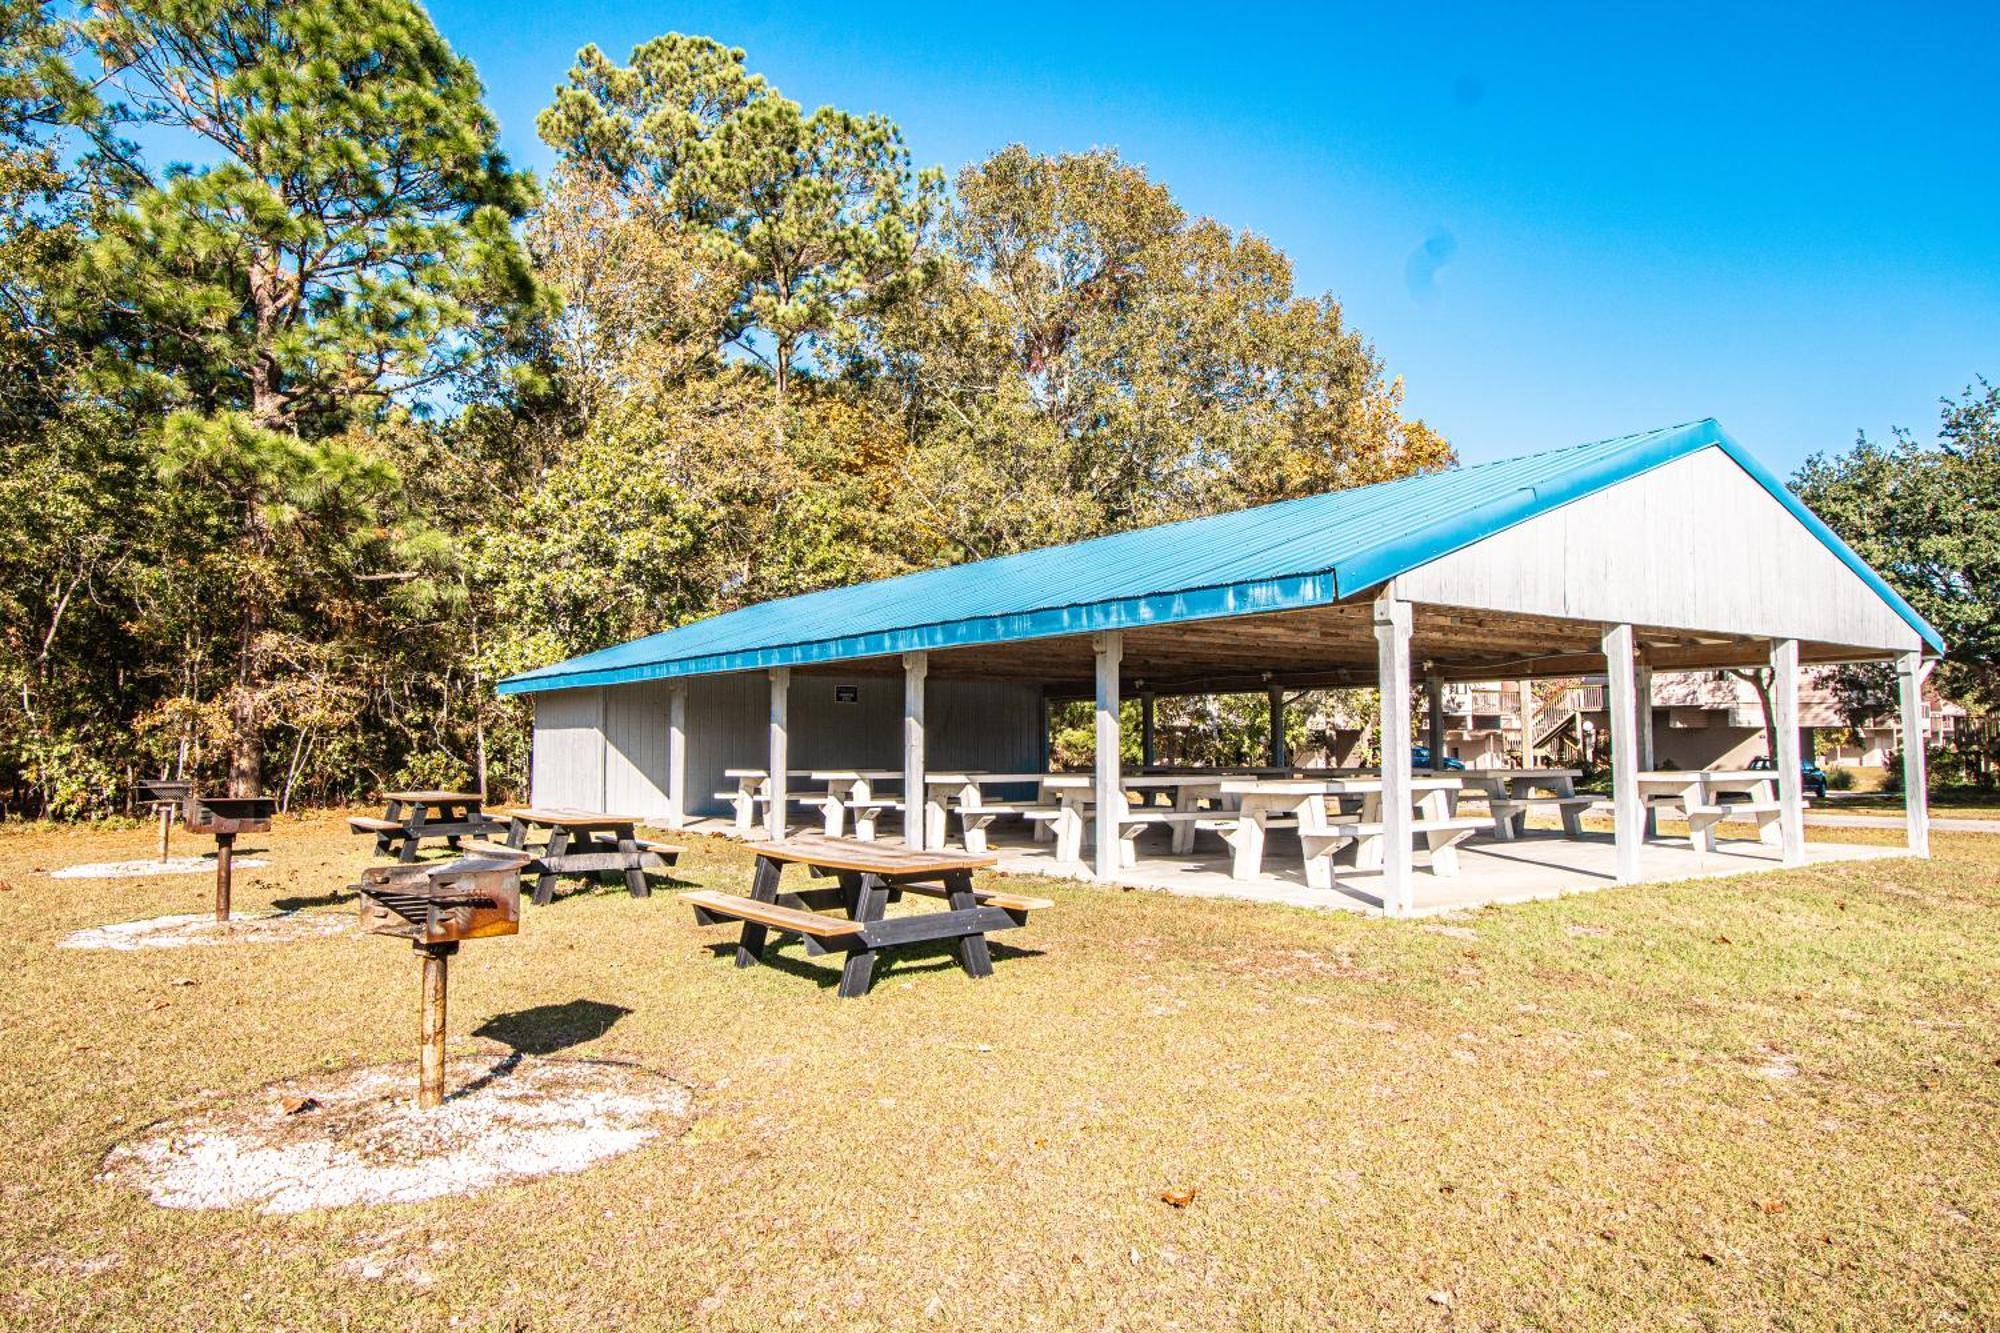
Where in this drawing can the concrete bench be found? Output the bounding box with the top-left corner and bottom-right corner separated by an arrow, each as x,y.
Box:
1487,794 -> 1595,839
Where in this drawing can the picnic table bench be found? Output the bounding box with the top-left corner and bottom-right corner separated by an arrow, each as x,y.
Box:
1218,776 -> 1479,889
348,791 -> 502,862
1633,770 -> 1796,852
684,837 -> 1049,998
479,807 -> 680,905
1444,768 -> 1593,840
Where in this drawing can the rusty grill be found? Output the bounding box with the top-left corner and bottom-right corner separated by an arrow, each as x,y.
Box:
358,857 -> 522,1109
175,793 -> 277,921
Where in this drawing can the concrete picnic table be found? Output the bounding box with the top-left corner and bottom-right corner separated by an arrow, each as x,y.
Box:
1633,770 -> 1786,852
488,807 -> 678,906
923,772 -> 1052,850
681,836 -> 1050,998
1442,768 -> 1592,840
807,769 -> 905,840
1040,773 -> 1228,858
348,790 -> 500,863
1216,776 -> 1477,889
716,769 -> 770,834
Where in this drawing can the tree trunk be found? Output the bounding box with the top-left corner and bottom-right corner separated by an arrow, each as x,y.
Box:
229,246 -> 286,798
1728,668 -> 1779,761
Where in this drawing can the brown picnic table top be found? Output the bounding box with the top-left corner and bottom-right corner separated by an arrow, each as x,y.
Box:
757,835 -> 997,877
381,789 -> 486,805
494,806 -> 647,829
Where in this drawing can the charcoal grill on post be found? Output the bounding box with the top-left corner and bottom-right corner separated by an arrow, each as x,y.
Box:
182,794 -> 276,922
133,779 -> 192,863
358,857 -> 521,1109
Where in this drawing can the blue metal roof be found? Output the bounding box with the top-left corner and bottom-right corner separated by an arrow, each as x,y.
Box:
499,419 -> 1943,695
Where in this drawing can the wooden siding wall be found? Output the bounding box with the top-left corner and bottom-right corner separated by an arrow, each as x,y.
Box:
1396,447 -> 1921,652
605,680 -> 675,819
529,675 -> 1043,819
529,688 -> 606,810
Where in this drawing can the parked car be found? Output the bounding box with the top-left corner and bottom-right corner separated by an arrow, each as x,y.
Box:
1411,745 -> 1466,771
1748,755 -> 1828,799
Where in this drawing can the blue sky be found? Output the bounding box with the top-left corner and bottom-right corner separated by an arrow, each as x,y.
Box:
428,0 -> 2000,474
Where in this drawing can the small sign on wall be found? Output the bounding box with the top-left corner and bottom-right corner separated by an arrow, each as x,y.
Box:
835,684 -> 859,704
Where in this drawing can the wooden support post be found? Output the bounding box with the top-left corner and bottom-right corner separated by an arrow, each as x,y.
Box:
1771,638 -> 1806,867
157,804 -> 172,863
903,651 -> 928,851
416,941 -> 456,1110
1424,672 -> 1444,765
1140,690 -> 1157,769
213,832 -> 235,922
1603,623 -> 1643,885
1635,659 -> 1656,838
1374,589 -> 1414,915
1267,686 -> 1287,768
1517,677 -> 1537,767
667,682 -> 687,829
767,667 -> 789,840
1898,650 -> 1931,857
1093,631 -> 1123,882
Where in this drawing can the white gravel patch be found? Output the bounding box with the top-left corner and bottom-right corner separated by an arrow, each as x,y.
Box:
59,911 -> 350,951
51,855 -> 269,880
102,1056 -> 693,1213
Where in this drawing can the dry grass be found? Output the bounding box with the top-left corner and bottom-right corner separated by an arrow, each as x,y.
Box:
1,810 -> 1995,1330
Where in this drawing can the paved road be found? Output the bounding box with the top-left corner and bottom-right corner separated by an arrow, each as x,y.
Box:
1805,812 -> 2000,833
1578,798 -> 2000,835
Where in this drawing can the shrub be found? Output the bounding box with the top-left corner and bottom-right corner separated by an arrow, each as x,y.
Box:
1826,766 -> 1857,791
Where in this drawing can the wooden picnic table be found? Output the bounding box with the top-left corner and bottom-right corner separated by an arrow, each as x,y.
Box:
485,807 -> 678,906
1633,770 -> 1786,852
682,836 -> 1049,998
1216,776 -> 1478,889
348,790 -> 500,863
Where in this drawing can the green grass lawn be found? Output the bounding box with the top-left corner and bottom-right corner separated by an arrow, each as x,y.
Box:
1,811 -> 1995,1329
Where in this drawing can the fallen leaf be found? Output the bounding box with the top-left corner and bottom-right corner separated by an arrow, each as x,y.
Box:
1760,1200 -> 1788,1215
1159,1188 -> 1197,1209
1128,1246 -> 1141,1266
1597,1229 -> 1617,1242
1713,934 -> 1732,945
0,880 -> 13,892
1836,901 -> 1847,911
282,1096 -> 319,1115
170,977 -> 196,987
147,998 -> 170,1011
1426,1290 -> 1454,1308
1696,1252 -> 1719,1266
1437,1184 -> 1456,1196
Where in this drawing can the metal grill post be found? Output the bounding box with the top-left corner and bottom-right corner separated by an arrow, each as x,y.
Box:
417,941 -> 457,1109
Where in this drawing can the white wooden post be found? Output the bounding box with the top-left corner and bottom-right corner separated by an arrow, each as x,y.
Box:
766,667 -> 789,840
1898,650 -> 1931,857
1093,631 -> 1123,881
903,651 -> 927,851
1635,660 -> 1656,838
1424,671 -> 1444,765
1603,624 -> 1643,884
1266,686 -> 1287,768
667,682 -> 687,829
1771,638 -> 1805,867
1374,589 -> 1414,915
1140,690 -> 1156,769
1518,677 -> 1537,767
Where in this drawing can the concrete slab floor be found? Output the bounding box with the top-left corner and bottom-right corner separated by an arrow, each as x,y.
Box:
672,815 -> 1913,917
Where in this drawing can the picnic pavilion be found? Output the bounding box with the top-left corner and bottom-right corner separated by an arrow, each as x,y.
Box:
497,420 -> 1942,916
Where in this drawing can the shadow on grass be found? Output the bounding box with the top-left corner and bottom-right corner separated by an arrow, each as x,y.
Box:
698,938 -> 1046,992
272,886 -> 358,911
474,998 -> 634,1055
